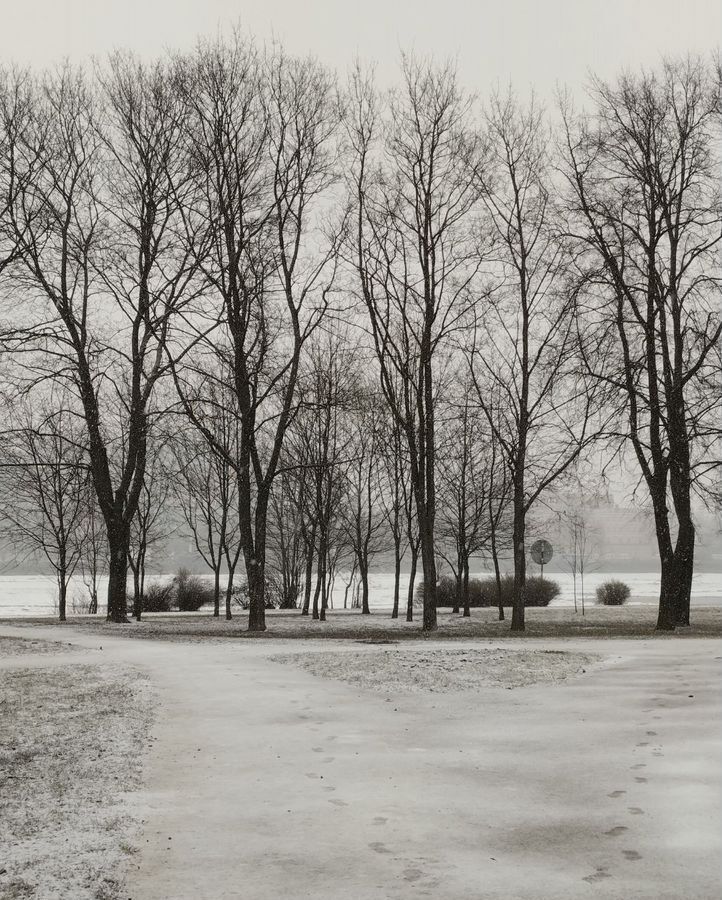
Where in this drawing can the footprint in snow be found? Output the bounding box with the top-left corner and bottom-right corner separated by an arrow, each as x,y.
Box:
604,826 -> 628,837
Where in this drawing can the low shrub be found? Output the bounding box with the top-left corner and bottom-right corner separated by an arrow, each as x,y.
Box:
173,568 -> 214,612
141,581 -> 174,612
418,573 -> 560,608
230,582 -> 250,609
596,579 -> 631,606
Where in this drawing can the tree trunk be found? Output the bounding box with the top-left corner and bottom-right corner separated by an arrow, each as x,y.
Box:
312,539 -> 324,620
452,563 -> 461,615
511,503 -> 526,632
225,564 -> 236,621
106,534 -> 129,623
391,541 -> 401,619
318,567 -> 328,622
671,508 -> 694,627
406,546 -> 418,623
462,556 -> 471,618
130,562 -> 142,621
213,566 -> 221,618
492,543 -> 504,622
649,482 -> 676,631
418,510 -> 437,631
57,570 -> 67,623
359,555 -> 370,615
301,521 -> 316,616
246,505 -> 268,632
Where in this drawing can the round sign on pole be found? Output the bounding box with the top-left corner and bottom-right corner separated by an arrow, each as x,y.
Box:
530,539 -> 553,566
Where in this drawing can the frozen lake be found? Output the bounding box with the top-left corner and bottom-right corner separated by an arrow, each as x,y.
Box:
0,570 -> 719,617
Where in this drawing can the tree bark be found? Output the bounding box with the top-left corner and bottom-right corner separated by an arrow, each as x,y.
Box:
462,556 -> 471,618
391,541 -> 401,619
406,546 -> 418,622
57,569 -> 67,623
511,503 -> 526,632
358,554 -> 370,615
491,528 -> 504,621
106,532 -> 129,623
212,566 -> 221,618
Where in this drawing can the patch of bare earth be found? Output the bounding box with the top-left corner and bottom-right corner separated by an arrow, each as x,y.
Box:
270,646 -> 598,692
0,664 -> 152,900
0,636 -> 75,657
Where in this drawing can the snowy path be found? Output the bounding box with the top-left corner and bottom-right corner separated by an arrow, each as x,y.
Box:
1,625 -> 720,899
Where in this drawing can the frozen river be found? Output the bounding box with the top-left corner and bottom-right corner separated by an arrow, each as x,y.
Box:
0,570 -> 719,618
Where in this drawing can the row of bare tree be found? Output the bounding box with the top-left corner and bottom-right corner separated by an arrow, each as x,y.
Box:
0,37 -> 719,632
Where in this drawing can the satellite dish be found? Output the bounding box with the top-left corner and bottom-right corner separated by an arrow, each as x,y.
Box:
530,539 -> 553,566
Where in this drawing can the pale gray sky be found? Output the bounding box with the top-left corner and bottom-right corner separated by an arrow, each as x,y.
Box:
1,0 -> 719,96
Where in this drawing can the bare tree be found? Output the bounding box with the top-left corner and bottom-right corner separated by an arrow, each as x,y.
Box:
348,58 -> 484,631
77,482 -> 106,614
0,399 -> 87,621
266,470 -> 307,608
559,503 -> 598,616
0,58 -> 200,621
467,92 -> 599,631
172,37 -> 341,632
561,58 -> 721,629
341,383 -> 387,616
378,408 -> 411,619
169,397 -> 240,620
437,385 -> 492,616
288,333 -> 356,620
128,438 -> 173,620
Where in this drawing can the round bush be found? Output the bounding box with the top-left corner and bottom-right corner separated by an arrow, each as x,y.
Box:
173,568 -> 214,611
596,579 -> 631,606
141,581 -> 174,612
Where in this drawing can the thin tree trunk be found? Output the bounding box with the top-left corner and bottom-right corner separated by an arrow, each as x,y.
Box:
462,556 -> 470,618
213,566 -> 221,618
359,555 -> 370,615
391,541 -> 401,619
406,546 -> 418,623
58,569 -> 67,623
452,561 -> 461,615
225,563 -> 237,621
301,521 -> 316,616
312,536 -> 325,620
492,546 -> 504,621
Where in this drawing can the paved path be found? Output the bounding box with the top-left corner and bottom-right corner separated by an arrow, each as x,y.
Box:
1,625 -> 720,899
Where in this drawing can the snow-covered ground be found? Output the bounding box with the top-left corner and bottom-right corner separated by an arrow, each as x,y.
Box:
0,570 -> 719,617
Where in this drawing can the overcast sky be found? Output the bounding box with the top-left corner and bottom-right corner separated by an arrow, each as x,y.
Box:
1,0 -> 719,97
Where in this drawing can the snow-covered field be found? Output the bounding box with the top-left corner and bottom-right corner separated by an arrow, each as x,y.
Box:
0,570 -> 719,617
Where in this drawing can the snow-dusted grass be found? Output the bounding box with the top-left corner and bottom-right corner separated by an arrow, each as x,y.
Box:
270,646 -> 598,692
0,635 -> 75,657
4,604 -> 718,642
0,663 -> 152,900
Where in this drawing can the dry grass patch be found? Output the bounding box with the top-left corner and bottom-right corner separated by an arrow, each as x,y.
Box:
270,646 -> 598,692
0,636 -> 75,658
0,664 -> 152,900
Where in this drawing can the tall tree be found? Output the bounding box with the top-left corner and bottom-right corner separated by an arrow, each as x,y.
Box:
561,57 -> 721,629
348,58 -> 483,631
173,37 -> 341,632
467,92 -> 598,631
0,58 -> 199,621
